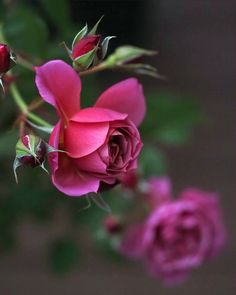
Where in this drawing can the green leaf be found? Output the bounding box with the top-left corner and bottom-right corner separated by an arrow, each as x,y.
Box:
3,6 -> 48,58
49,237 -> 80,275
139,145 -> 168,178
39,0 -> 71,34
105,45 -> 157,66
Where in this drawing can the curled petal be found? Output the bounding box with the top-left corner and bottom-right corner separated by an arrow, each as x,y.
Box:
70,107 -> 127,123
95,78 -> 146,126
35,60 -> 81,120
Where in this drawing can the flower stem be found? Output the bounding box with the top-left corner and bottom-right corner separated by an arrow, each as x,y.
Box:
9,83 -> 52,128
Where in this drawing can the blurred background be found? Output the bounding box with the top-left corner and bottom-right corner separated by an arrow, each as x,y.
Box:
0,0 -> 235,294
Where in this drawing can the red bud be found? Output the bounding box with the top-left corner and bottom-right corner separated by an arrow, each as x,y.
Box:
0,44 -> 11,75
72,35 -> 100,59
19,135 -> 47,167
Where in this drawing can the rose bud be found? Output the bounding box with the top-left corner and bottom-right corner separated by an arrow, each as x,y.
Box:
104,215 -> 123,234
35,60 -> 145,197
0,44 -> 11,75
16,135 -> 47,167
72,35 -> 101,60
65,18 -> 114,71
120,186 -> 226,285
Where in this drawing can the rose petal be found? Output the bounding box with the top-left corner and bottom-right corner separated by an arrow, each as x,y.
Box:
52,154 -> 100,196
74,151 -> 107,174
95,78 -> 146,126
64,121 -> 109,158
70,107 -> 127,123
35,60 -> 81,120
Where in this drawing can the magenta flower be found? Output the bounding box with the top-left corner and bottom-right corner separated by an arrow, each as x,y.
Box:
121,179 -> 226,284
35,60 -> 145,196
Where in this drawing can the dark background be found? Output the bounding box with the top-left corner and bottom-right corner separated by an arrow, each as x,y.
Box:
0,1 -> 235,294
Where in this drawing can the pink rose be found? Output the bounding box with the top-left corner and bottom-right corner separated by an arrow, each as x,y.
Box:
121,179 -> 226,284
35,60 -> 145,196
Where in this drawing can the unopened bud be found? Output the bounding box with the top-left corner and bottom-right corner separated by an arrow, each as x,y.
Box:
18,135 -> 46,167
0,44 -> 11,75
72,35 -> 101,59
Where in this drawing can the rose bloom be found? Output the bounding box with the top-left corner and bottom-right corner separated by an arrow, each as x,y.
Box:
35,60 -> 145,196
121,178 -> 226,284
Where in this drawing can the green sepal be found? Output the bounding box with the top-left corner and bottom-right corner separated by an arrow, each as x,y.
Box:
72,24 -> 88,48
13,135 -> 64,183
73,46 -> 97,71
27,120 -> 54,134
101,36 -> 116,58
61,41 -> 72,57
0,78 -> 4,93
88,15 -> 104,35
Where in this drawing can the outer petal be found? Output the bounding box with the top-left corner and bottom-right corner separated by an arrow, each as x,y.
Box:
35,60 -> 81,120
95,78 -> 146,126
52,154 -> 100,196
64,121 -> 109,158
70,107 -> 127,123
48,121 -> 100,196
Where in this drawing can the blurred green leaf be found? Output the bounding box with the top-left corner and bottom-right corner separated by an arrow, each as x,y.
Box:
0,130 -> 17,157
139,145 -> 168,177
141,92 -> 202,145
95,229 -> 124,263
39,0 -> 71,35
3,6 -> 48,57
0,2 -> 5,20
49,237 -> 80,275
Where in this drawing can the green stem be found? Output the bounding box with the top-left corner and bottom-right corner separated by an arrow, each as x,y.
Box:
9,84 -> 52,128
9,84 -> 28,113
27,112 -> 52,127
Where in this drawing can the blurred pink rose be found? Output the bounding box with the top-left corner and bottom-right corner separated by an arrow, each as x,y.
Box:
120,169 -> 139,189
35,60 -> 145,196
121,181 -> 226,284
144,176 -> 172,207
